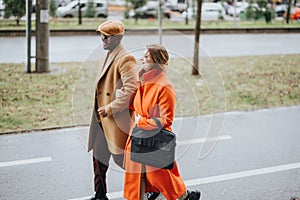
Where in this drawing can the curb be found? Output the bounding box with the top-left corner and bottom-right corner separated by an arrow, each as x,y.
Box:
0,27 -> 300,37
1,106 -> 299,135
0,124 -> 89,135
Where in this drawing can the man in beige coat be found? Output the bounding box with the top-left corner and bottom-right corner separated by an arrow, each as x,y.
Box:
87,20 -> 137,200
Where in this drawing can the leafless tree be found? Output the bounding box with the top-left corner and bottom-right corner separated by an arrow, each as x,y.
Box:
192,0 -> 202,75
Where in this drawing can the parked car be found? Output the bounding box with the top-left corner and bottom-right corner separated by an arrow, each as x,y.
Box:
274,4 -> 287,17
131,1 -> 171,19
0,0 -> 4,17
227,1 -> 249,17
202,2 -> 225,20
284,7 -> 300,20
56,0 -> 107,18
109,0 -> 126,6
135,6 -> 157,18
56,0 -> 74,7
181,2 -> 225,21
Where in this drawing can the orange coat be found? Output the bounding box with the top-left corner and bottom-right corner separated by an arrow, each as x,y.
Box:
123,68 -> 186,200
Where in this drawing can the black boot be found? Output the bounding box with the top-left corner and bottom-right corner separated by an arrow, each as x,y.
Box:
185,190 -> 201,200
87,192 -> 108,200
147,192 -> 160,200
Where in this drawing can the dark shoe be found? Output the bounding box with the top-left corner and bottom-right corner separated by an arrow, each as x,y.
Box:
147,192 -> 160,200
185,190 -> 201,200
86,196 -> 108,200
86,193 -> 108,200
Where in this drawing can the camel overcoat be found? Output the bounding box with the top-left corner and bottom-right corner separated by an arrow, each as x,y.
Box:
88,43 -> 137,155
123,68 -> 187,200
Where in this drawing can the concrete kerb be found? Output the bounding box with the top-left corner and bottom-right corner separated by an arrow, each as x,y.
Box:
0,124 -> 88,135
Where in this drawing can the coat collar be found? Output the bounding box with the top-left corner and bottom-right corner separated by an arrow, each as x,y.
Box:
138,68 -> 162,83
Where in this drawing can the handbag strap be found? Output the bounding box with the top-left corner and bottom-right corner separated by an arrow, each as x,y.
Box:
152,117 -> 163,130
137,76 -> 163,130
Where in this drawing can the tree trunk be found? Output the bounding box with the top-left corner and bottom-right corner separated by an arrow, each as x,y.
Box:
192,0 -> 202,75
286,0 -> 292,24
185,0 -> 189,25
134,9 -> 139,25
78,0 -> 82,25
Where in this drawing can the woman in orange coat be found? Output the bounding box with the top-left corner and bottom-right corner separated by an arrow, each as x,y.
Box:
123,44 -> 201,200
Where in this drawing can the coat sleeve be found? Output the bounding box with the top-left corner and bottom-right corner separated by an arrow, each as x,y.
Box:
106,55 -> 138,117
138,84 -> 176,130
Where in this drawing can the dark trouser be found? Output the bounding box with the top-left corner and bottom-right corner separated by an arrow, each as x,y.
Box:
92,124 -> 124,197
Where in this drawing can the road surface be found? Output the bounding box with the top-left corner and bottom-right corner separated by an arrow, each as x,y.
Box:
0,33 -> 300,63
1,106 -> 300,200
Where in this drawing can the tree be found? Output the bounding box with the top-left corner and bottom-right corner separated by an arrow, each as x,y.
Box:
286,0 -> 292,24
3,0 -> 25,25
84,1 -> 96,18
126,0 -> 147,24
263,8 -> 272,24
185,0 -> 190,25
78,0 -> 82,25
245,5 -> 257,20
192,0 -> 202,75
49,0 -> 57,17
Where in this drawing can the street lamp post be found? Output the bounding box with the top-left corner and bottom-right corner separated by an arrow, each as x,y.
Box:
26,0 -> 32,73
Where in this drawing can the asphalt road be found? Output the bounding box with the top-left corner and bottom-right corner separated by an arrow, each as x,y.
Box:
0,33 -> 300,63
1,106 -> 300,200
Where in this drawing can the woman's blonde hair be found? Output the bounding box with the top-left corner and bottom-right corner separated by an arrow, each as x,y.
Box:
146,44 -> 169,71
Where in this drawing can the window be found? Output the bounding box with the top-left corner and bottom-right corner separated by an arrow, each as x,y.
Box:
80,3 -> 85,8
96,3 -> 104,7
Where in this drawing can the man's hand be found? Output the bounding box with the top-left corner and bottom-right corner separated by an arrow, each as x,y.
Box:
98,106 -> 108,118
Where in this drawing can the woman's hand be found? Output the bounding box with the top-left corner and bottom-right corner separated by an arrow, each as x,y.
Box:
135,114 -> 141,124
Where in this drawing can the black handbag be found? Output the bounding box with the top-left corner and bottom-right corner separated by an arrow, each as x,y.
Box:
130,118 -> 176,169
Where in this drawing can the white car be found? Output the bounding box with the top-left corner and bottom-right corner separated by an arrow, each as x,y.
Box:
0,0 -> 4,17
202,2 -> 226,20
181,2 -> 225,21
227,1 -> 249,17
56,0 -> 107,18
274,4 -> 287,17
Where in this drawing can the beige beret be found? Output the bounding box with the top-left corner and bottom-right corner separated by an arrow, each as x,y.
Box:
96,20 -> 125,36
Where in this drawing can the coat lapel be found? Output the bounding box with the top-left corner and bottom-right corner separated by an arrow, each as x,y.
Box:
96,44 -> 124,86
95,51 -> 109,83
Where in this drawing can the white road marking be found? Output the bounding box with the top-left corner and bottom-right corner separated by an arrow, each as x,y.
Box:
185,162 -> 300,186
69,162 -> 300,200
69,196 -> 90,200
69,191 -> 123,200
177,135 -> 232,146
0,157 -> 52,168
